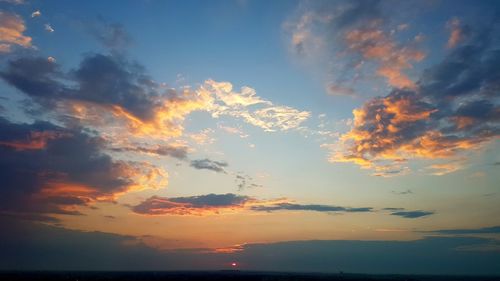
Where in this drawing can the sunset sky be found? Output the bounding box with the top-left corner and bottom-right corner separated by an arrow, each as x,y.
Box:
0,0 -> 499,274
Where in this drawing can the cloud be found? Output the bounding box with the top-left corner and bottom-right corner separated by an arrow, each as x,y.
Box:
132,193 -> 431,218
390,210 -> 434,218
0,11 -> 32,53
131,194 -> 252,215
190,159 -> 228,173
201,80 -> 310,132
0,54 -> 212,139
0,0 -> 24,4
111,143 -> 188,159
44,23 -> 54,33
286,0 -> 425,90
1,53 -> 307,142
234,172 -> 261,191
446,18 -> 467,48
250,203 -> 372,213
131,193 -> 380,216
2,218 -> 499,274
426,161 -> 464,176
330,19 -> 500,176
424,226 -> 500,235
31,10 -> 41,18
0,118 -> 167,221
344,21 -> 425,89
326,84 -> 357,97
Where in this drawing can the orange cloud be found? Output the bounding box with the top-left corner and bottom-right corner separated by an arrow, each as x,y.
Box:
0,11 -> 32,53
345,23 -> 425,89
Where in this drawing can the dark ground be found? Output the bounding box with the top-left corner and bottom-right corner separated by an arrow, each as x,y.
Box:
0,271 -> 499,281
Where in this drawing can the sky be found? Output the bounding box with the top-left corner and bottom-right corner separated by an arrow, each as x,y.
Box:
0,0 -> 499,274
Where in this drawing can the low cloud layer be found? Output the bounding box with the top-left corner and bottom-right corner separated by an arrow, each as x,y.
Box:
1,218 -> 499,274
131,193 -> 430,218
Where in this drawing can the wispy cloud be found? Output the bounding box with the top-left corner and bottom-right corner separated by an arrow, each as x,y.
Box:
285,0 -> 425,91
423,226 -> 500,235
0,11 -> 32,53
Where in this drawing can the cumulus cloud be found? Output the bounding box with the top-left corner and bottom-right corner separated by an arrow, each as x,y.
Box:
330,19 -> 500,176
0,118 -> 167,221
190,159 -> 228,173
0,11 -> 32,53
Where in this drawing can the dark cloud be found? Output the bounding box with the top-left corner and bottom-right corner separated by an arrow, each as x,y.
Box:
390,210 -> 434,219
424,226 -> 500,235
251,203 -> 373,213
131,194 -> 250,215
0,54 -> 159,120
0,117 -> 162,220
1,218 -> 500,274
190,158 -> 228,173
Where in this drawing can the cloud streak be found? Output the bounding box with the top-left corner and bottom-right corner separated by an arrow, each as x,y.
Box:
131,193 -> 428,218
